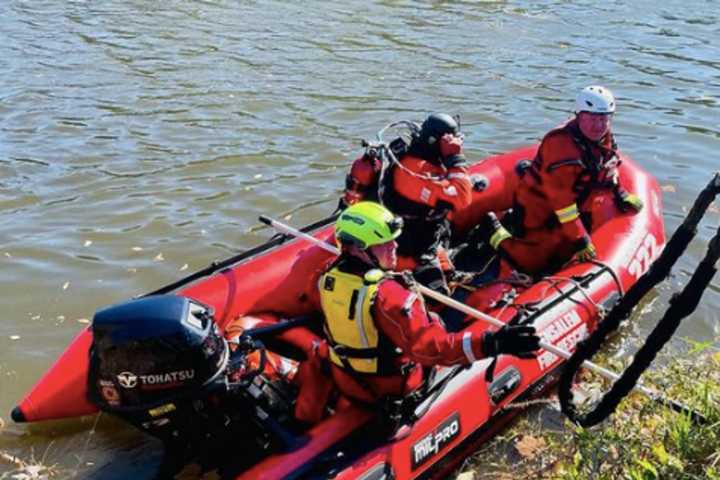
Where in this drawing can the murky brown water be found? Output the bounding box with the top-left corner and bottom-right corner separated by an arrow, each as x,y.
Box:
1,0 -> 719,478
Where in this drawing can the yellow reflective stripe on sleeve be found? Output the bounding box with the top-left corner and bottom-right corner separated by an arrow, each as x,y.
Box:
555,203 -> 580,224
489,226 -> 512,250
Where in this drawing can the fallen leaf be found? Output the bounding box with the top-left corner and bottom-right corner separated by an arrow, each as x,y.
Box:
127,268 -> 137,273
284,214 -> 293,221
515,435 -> 546,459
4,252 -> 11,258
254,174 -> 263,179
180,264 -> 189,271
132,246 -> 143,252
456,472 -> 475,480
84,240 -> 92,247
76,318 -> 90,324
62,282 -> 70,290
9,335 -> 20,340
661,184 -> 676,193
154,253 -> 164,261
0,450 -> 24,467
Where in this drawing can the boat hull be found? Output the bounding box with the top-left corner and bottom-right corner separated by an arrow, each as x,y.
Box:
12,145 -> 665,479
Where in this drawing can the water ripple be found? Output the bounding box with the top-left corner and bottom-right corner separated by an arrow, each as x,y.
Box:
2,0 -> 720,475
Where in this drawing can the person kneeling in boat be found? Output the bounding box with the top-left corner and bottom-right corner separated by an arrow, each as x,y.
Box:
342,114 -> 473,294
480,85 -> 644,275
319,201 -> 540,406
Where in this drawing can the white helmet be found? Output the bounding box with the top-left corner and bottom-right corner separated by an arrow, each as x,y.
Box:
575,85 -> 616,114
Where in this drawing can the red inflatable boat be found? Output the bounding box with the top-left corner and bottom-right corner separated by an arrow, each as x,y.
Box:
12,144 -> 665,479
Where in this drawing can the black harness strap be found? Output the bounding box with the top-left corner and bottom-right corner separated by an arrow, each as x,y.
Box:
332,345 -> 380,359
566,123 -> 620,206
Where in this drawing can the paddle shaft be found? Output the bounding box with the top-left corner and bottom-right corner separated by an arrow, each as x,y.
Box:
258,215 -> 686,406
418,285 -> 667,400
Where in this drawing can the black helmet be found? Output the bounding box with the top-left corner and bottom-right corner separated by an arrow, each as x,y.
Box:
417,113 -> 460,146
87,295 -> 228,411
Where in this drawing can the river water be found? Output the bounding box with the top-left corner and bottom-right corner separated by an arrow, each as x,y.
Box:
0,1 -> 718,478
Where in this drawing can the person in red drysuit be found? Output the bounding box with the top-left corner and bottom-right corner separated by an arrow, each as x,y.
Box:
223,312 -> 334,424
481,86 -> 644,275
342,114 -> 473,293
319,201 -> 540,405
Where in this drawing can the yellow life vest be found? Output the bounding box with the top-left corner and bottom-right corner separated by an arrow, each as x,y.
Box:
318,267 -> 385,374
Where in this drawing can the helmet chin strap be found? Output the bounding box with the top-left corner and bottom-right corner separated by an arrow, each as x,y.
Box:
348,244 -> 381,269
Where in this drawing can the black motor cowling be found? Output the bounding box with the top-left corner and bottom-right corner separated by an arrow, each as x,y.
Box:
87,295 -> 228,411
86,295 -> 301,475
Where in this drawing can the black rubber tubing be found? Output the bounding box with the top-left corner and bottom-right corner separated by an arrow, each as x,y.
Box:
558,173 -> 720,427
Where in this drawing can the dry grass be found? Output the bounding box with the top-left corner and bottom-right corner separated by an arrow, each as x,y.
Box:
0,411 -> 103,479
457,350 -> 720,480
0,450 -> 61,480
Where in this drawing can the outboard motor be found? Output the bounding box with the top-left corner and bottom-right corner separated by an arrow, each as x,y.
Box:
87,295 -> 296,474
88,295 -> 227,408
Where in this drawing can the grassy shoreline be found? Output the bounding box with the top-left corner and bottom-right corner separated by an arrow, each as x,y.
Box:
459,350 -> 720,480
2,352 -> 718,479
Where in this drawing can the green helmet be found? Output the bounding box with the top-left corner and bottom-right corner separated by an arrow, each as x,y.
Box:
335,202 -> 403,249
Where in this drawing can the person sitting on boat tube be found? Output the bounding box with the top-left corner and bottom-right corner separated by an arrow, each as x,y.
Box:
319,201 -> 540,405
480,85 -> 644,275
342,113 -> 473,294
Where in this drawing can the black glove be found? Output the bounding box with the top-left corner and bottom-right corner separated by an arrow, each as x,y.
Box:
615,188 -> 644,213
477,212 -> 512,250
442,153 -> 468,169
413,261 -> 450,296
481,324 -> 540,358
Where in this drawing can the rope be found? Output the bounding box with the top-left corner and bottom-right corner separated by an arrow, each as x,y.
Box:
590,258 -> 625,297
504,397 -> 559,410
450,265 -> 528,293
539,275 -> 604,319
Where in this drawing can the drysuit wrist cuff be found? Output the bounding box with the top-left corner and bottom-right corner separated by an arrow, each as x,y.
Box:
480,331 -> 498,358
442,154 -> 467,169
